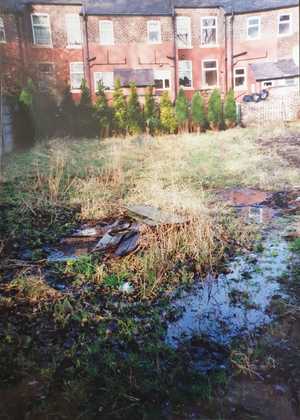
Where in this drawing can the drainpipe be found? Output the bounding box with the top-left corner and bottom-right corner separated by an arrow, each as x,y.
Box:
224,13 -> 228,94
230,11 -> 235,90
15,14 -> 26,87
82,2 -> 92,90
171,0 -> 178,100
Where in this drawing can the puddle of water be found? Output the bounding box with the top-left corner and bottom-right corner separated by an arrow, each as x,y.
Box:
166,218 -> 292,348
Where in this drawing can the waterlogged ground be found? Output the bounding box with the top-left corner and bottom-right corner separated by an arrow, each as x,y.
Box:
1,129 -> 300,419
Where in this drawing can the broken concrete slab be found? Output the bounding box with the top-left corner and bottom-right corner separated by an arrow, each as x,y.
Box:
126,204 -> 188,225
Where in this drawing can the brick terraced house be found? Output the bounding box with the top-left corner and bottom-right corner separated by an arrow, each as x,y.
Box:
0,0 -> 299,102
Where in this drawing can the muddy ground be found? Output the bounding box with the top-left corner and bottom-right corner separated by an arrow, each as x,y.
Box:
1,132 -> 300,420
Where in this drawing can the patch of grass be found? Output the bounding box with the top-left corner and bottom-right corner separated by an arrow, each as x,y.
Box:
289,238 -> 300,253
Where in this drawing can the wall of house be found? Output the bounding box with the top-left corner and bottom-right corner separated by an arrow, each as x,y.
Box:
0,12 -> 24,95
86,15 -> 175,101
230,6 -> 299,97
175,8 -> 226,100
22,4 -> 83,101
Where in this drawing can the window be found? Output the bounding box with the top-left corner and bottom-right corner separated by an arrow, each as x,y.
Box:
99,21 -> 114,45
31,14 -> 52,46
284,78 -> 296,86
179,60 -> 193,88
0,17 -> 6,43
147,21 -> 161,44
262,80 -> 274,88
70,62 -> 84,90
202,60 -> 218,87
38,63 -> 54,74
278,14 -> 292,36
176,16 -> 191,48
247,16 -> 260,40
234,67 -> 246,89
154,69 -> 170,89
201,16 -> 217,46
66,14 -> 82,47
94,72 -> 114,91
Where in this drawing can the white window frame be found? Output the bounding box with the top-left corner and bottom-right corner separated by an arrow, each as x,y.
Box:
178,60 -> 193,89
247,16 -> 261,40
201,16 -> 218,46
147,20 -> 162,44
94,71 -> 114,92
262,80 -> 274,88
234,67 -> 247,90
31,13 -> 52,47
153,69 -> 171,90
176,16 -> 191,49
0,17 -> 6,43
278,13 -> 292,37
99,20 -> 114,45
202,59 -> 218,88
65,13 -> 82,48
70,62 -> 84,91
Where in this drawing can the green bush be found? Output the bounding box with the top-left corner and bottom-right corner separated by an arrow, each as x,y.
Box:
160,92 -> 177,134
208,89 -> 223,130
191,91 -> 207,132
112,79 -> 127,136
127,83 -> 144,135
94,81 -> 112,138
175,88 -> 189,132
59,85 -> 77,136
78,79 -> 97,138
144,86 -> 160,135
224,89 -> 237,128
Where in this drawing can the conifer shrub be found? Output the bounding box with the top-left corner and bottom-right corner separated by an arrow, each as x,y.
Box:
59,85 -> 77,136
175,88 -> 189,132
144,86 -> 160,135
94,81 -> 112,138
127,83 -> 144,135
160,92 -> 177,134
78,80 -> 97,138
207,89 -> 223,130
224,89 -> 237,128
191,91 -> 207,133
112,79 -> 127,136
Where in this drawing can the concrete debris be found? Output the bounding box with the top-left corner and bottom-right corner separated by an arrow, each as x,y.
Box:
126,204 -> 188,225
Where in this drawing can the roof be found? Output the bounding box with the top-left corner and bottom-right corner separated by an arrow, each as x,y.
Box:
175,0 -> 298,14
251,59 -> 299,81
1,0 -> 298,15
114,69 -> 154,87
85,0 -> 172,16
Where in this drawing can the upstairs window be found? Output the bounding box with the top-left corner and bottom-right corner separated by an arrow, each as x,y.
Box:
202,60 -> 218,87
147,21 -> 161,44
31,14 -> 52,46
176,16 -> 191,48
94,72 -> 114,91
154,69 -> 170,89
179,60 -> 193,88
99,21 -> 114,45
70,62 -> 84,90
201,16 -> 217,46
66,14 -> 82,47
234,67 -> 246,89
247,16 -> 260,40
0,17 -> 6,43
278,14 -> 291,36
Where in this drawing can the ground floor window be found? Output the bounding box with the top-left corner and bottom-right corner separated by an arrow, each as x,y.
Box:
38,62 -> 55,91
202,59 -> 218,87
94,72 -> 114,91
262,80 -> 274,88
234,67 -> 246,89
179,60 -> 193,88
0,17 -> 6,42
70,62 -> 84,90
154,69 -> 171,89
